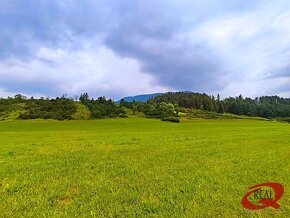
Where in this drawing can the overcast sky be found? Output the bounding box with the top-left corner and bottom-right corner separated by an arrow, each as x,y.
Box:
1,0 -> 290,99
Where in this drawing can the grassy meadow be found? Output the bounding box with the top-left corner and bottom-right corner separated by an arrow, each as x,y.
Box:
1,118 -> 290,217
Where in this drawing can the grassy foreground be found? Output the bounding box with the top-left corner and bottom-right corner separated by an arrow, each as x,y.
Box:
0,118 -> 290,217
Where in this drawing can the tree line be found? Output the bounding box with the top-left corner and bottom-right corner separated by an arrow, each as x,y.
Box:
0,93 -> 181,122
1,92 -> 290,122
0,94 -> 126,121
149,92 -> 290,119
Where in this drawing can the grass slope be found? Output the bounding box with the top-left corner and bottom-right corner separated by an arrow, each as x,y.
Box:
0,103 -> 26,121
0,118 -> 290,217
182,109 -> 270,121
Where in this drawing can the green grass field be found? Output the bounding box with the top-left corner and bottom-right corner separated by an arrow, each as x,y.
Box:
1,118 -> 290,217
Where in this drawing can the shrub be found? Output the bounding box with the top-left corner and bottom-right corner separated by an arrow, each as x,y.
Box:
161,116 -> 181,123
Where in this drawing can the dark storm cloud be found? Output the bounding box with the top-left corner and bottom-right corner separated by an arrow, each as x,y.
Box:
104,0 -> 233,91
0,0 -> 109,59
106,32 -> 224,91
0,0 -> 263,59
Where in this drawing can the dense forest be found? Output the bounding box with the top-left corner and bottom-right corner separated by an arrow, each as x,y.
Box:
1,92 -> 290,122
150,92 -> 290,118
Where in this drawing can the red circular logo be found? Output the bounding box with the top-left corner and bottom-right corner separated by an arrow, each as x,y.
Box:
242,182 -> 284,210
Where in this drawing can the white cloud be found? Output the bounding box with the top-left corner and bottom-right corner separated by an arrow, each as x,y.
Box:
0,45 -> 170,99
188,3 -> 290,97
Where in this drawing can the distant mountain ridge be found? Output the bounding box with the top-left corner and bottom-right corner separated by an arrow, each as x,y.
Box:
116,93 -> 163,103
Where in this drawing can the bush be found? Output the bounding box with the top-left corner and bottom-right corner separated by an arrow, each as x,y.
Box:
276,117 -> 290,123
119,113 -> 128,118
161,116 -> 181,123
72,103 -> 92,120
